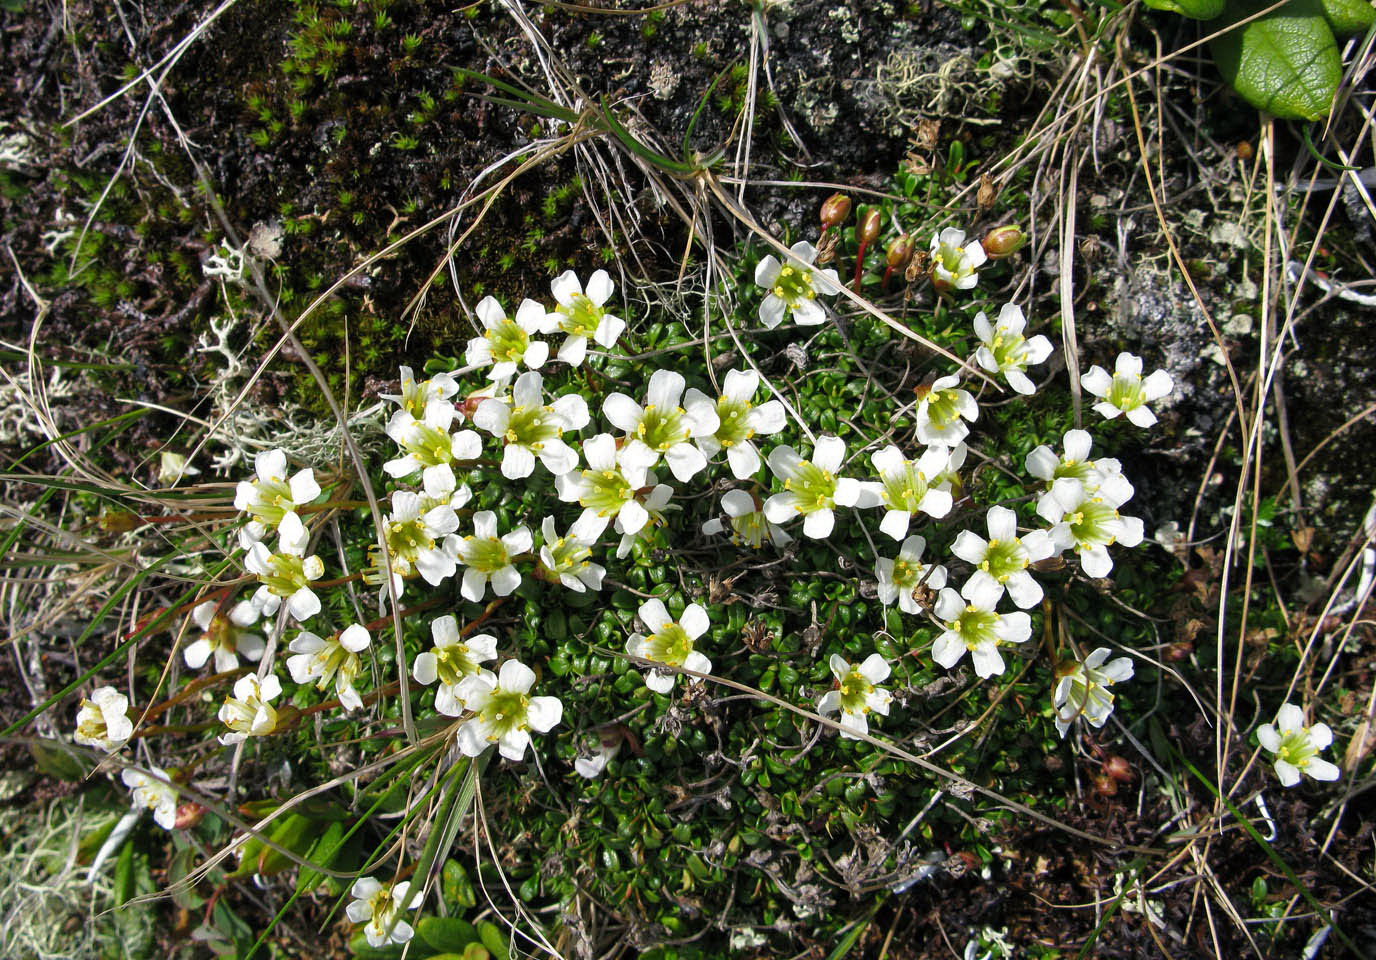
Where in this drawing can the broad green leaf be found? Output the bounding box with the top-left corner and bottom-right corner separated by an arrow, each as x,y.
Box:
1143,0 -> 1225,19
1211,0 -> 1341,120
418,916 -> 479,952
1321,0 -> 1376,34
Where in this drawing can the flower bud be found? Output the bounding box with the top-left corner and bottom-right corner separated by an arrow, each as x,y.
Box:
173,803 -> 205,830
99,510 -> 140,533
1104,755 -> 1134,783
858,208 -> 881,247
885,235 -> 915,270
1094,774 -> 1118,797
819,193 -> 851,229
981,224 -> 1026,259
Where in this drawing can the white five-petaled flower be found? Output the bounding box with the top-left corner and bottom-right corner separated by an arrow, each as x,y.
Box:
603,369 -> 719,482
218,674 -> 282,745
454,660 -> 563,762
1080,353 -> 1173,427
875,534 -> 948,615
754,240 -> 840,328
764,436 -> 877,539
454,510 -> 531,602
1053,647 -> 1134,738
555,433 -> 650,537
547,269 -> 626,366
871,444 -> 953,540
915,376 -> 978,446
929,227 -> 987,292
382,398 -> 482,493
817,653 -> 892,740
614,480 -> 675,559
537,514 -> 606,593
1025,429 -> 1132,503
380,364 -> 459,418
1257,703 -> 1341,787
347,877 -> 419,949
287,624 -> 372,712
625,599 -> 712,694
1037,477 -> 1144,579
186,600 -> 265,673
466,296 -> 550,381
473,371 -> 590,479
74,686 -> 132,752
244,512 -> 325,621
931,578 -> 1032,679
383,487 -> 461,587
686,369 -> 787,479
122,765 -> 179,830
412,616 -> 498,716
951,506 -> 1057,609
974,303 -> 1053,395
702,488 -> 792,548
233,448 -> 321,544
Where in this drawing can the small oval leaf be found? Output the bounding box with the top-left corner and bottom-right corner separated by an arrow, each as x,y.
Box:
1211,0 -> 1341,121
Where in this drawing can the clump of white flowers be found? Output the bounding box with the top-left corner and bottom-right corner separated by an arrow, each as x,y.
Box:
1053,648 -> 1134,738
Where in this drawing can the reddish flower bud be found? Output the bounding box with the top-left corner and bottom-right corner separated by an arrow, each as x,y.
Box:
1093,774 -> 1118,797
885,235 -> 915,270
1104,755 -> 1134,783
173,803 -> 205,830
981,224 -> 1026,259
819,193 -> 852,229
858,208 -> 882,247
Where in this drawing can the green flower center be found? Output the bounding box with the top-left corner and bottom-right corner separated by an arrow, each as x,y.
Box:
644,623 -> 694,666
890,558 -> 921,590
487,320 -> 529,365
434,643 -> 481,687
462,537 -> 510,573
1060,672 -> 1114,716
206,615 -> 235,655
770,264 -> 816,305
925,388 -> 963,428
989,332 -> 1028,371
262,554 -> 310,597
306,643 -> 359,693
506,405 -> 559,450
248,478 -> 295,525
546,535 -> 592,574
77,702 -> 111,742
636,404 -> 688,452
837,667 -> 874,714
1107,373 -> 1145,411
1052,459 -> 1096,484
714,397 -> 754,447
936,243 -> 966,274
406,423 -> 454,467
978,538 -> 1027,583
480,690 -> 531,740
579,469 -> 634,516
951,605 -> 1000,650
1277,732 -> 1319,769
881,462 -> 930,512
1067,499 -> 1118,548
730,511 -> 767,548
387,518 -> 433,565
782,460 -> 836,513
557,294 -> 602,337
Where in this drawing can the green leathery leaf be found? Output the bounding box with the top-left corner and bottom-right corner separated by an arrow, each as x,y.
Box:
1143,0 -> 1225,18
1320,0 -> 1375,34
1210,0 -> 1341,121
419,916 -> 479,952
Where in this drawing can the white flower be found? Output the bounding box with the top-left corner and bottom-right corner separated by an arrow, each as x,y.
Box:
412,616 -> 498,716
764,436 -> 878,539
472,371 -> 590,479
1037,478 -> 1144,578
185,600 -> 265,673
1080,353 -> 1173,428
158,451 -> 199,486
537,515 -> 606,592
454,660 -> 563,761
555,433 -> 650,537
465,296 -> 550,381
817,653 -> 891,740
625,599 -> 711,693
1025,429 -> 1132,503
951,506 -> 1057,609
455,510 -> 531,602
702,488 -> 792,548
603,369 -> 719,482
1257,703 -> 1341,787
383,399 -> 483,493
875,535 -> 948,615
381,485 -> 462,588
74,686 -> 132,752
287,624 -> 371,712
931,578 -> 1032,679
347,877 -> 419,948
380,365 -> 459,418
915,376 -> 978,446
122,765 -> 179,830
245,513 -> 325,621
686,369 -> 787,479
547,269 -> 625,365
929,227 -> 987,292
613,480 -> 675,559
871,444 -> 953,540
754,241 -> 840,329
233,448 -> 321,538
1053,647 -> 1134,738
973,303 -> 1053,395
218,674 -> 282,745
574,733 -> 621,779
